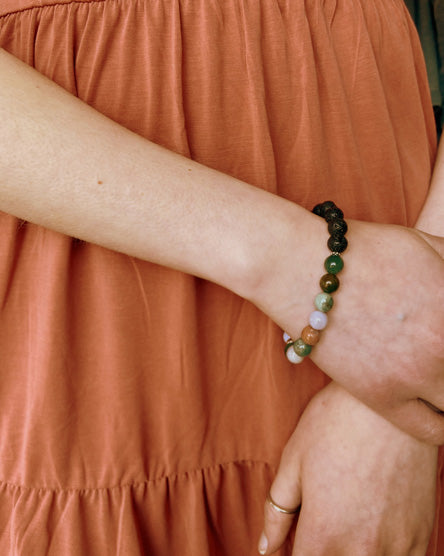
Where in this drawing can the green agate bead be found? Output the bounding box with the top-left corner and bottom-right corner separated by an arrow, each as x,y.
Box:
324,254 -> 344,274
315,292 -> 334,313
293,338 -> 312,357
320,273 -> 339,293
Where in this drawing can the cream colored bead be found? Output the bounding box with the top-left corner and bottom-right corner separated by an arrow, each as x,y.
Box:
285,344 -> 304,364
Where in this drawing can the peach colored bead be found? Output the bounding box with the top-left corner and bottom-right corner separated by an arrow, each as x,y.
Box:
301,325 -> 321,346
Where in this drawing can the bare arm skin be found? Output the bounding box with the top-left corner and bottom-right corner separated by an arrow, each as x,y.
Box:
1,48 -> 444,444
0,47 -> 322,301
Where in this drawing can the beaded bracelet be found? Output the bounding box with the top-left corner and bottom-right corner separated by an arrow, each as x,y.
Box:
284,201 -> 348,364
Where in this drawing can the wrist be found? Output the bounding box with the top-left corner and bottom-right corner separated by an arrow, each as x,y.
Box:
245,200 -> 327,333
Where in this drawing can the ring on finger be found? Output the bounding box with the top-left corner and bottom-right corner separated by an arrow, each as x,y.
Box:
266,492 -> 299,515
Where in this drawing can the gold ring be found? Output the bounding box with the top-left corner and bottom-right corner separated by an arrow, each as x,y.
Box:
266,492 -> 299,515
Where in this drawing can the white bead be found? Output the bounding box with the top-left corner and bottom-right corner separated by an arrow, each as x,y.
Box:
309,310 -> 328,330
285,345 -> 304,364
283,331 -> 291,343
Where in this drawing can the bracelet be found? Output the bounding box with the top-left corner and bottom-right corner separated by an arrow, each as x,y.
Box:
284,201 -> 348,364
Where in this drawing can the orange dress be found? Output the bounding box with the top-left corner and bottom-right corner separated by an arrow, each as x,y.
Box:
0,1 -> 442,554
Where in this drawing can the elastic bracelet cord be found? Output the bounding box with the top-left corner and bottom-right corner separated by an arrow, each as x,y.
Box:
284,201 -> 348,364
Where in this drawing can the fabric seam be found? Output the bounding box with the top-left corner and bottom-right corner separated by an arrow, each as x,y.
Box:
0,459 -> 275,494
0,0 -> 109,19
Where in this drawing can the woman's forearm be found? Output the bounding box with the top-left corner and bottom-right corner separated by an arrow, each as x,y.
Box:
2,49 -> 444,444
416,136 -> 444,235
0,48 -> 322,301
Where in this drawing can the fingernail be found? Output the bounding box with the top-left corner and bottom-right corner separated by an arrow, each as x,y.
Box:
258,532 -> 268,555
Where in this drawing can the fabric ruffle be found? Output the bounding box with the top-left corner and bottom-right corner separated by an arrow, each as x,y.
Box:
0,461 -> 283,555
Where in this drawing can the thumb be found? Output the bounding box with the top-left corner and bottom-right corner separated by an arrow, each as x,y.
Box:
258,459 -> 302,555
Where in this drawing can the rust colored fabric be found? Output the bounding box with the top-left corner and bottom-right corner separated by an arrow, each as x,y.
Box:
0,1 -> 441,554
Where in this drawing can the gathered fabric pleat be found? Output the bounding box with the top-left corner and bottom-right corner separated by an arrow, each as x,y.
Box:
0,1 -> 441,554
0,461 -> 273,555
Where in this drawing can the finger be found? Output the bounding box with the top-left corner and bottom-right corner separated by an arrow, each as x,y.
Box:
414,229 -> 444,258
259,489 -> 300,555
419,398 -> 444,416
383,397 -> 444,446
258,457 -> 302,555
410,541 -> 433,556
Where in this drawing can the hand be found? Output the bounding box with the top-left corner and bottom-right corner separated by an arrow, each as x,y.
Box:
258,382 -> 438,555
253,220 -> 444,444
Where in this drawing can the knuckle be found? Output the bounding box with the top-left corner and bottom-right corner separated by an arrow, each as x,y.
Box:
413,402 -> 444,445
421,419 -> 444,445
